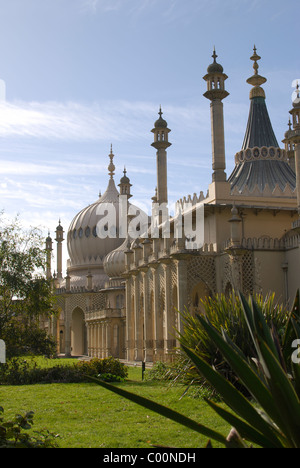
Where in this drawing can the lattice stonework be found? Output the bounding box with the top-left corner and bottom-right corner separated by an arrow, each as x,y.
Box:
56,296 -> 65,311
130,277 -> 135,298
147,268 -> 153,297
171,262 -> 177,287
221,254 -> 233,293
92,292 -> 106,311
187,255 -> 216,297
242,251 -> 255,296
138,273 -> 144,296
66,293 -> 88,318
158,264 -> 165,292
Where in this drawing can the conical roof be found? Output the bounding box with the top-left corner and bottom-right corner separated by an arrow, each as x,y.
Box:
241,96 -> 279,149
228,47 -> 296,195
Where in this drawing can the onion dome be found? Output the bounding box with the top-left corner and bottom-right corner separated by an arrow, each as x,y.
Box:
207,47 -> 224,74
293,83 -> 300,109
103,237 -> 129,279
154,106 -> 168,128
120,167 -> 130,185
285,120 -> 294,139
118,167 -> 132,199
67,147 -> 124,272
56,220 -> 63,232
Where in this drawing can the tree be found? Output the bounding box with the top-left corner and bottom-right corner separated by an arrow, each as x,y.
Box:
0,213 -> 57,357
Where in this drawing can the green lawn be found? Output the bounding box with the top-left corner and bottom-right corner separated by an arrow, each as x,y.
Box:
0,361 -> 230,448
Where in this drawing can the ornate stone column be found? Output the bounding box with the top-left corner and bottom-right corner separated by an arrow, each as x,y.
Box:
133,275 -> 143,361
162,261 -> 174,358
151,266 -> 159,361
142,271 -> 153,362
175,259 -> 188,336
105,321 -> 112,357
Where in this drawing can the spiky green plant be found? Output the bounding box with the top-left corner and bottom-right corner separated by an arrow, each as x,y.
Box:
88,291 -> 300,448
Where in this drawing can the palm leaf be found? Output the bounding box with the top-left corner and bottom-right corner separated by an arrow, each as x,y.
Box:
181,344 -> 282,448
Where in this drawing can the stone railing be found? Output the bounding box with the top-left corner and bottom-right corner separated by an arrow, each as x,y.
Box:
223,236 -> 300,251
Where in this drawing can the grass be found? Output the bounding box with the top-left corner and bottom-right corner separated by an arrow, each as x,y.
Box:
0,358 -> 230,448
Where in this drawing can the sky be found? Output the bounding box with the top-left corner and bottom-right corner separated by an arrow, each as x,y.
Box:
0,0 -> 298,273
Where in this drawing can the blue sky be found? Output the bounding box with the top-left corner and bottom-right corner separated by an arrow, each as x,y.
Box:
0,0 -> 298,271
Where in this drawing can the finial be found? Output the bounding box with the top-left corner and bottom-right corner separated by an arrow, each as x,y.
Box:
212,46 -> 217,63
288,119 -> 292,130
250,44 -> 261,76
159,105 -> 163,118
123,166 -> 127,176
108,145 -> 115,179
246,45 -> 267,98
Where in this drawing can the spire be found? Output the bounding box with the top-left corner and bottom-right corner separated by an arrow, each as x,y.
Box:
228,47 -> 296,196
108,144 -> 115,179
241,46 -> 278,149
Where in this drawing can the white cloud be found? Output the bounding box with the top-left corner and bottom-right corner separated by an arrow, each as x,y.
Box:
0,99 -> 209,143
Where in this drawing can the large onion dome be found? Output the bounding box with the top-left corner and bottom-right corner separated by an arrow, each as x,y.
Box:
67,147 -> 124,274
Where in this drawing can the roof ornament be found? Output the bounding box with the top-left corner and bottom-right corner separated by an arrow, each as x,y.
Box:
206,46 -> 224,74
212,46 -> 217,63
108,144 -> 115,179
246,45 -> 267,99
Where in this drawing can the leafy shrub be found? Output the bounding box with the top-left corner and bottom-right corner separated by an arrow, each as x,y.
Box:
0,406 -> 59,448
176,291 -> 287,390
3,320 -> 57,359
0,356 -> 128,385
97,373 -> 125,383
144,361 -> 172,381
76,357 -> 128,380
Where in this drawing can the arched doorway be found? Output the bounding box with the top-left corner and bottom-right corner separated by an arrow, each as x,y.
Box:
71,307 -> 86,356
191,281 -> 211,315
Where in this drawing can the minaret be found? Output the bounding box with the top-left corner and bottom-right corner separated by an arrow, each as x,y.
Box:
151,107 -> 171,206
284,83 -> 300,213
203,48 -> 229,183
55,220 -> 64,280
45,232 -> 53,280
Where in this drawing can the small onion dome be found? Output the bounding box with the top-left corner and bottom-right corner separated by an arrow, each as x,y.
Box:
103,237 -> 129,278
154,106 -> 168,128
293,83 -> 300,108
56,220 -> 63,231
207,48 -> 224,74
285,120 -> 294,139
120,167 -> 131,185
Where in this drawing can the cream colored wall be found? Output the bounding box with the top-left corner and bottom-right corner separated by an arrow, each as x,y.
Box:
286,247 -> 300,305
242,210 -> 297,241
253,250 -> 286,303
204,207 -> 297,250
